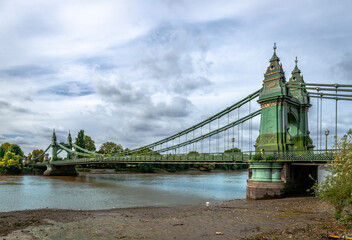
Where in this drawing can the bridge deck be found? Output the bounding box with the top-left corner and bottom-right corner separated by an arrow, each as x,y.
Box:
34,150 -> 335,166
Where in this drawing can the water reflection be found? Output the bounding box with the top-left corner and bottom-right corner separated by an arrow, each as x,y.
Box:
0,171 -> 248,212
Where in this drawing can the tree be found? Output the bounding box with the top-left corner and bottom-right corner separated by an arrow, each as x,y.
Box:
0,151 -> 22,173
84,135 -> 96,152
188,151 -> 199,155
9,144 -> 24,157
74,130 -> 85,150
138,163 -> 155,173
1,142 -> 11,152
98,142 -> 123,154
0,143 -> 23,156
27,149 -> 44,163
0,146 -> 5,159
224,148 -> 241,153
314,129 -> 352,219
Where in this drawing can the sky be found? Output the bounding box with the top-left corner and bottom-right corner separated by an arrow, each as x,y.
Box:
1,0 -> 352,155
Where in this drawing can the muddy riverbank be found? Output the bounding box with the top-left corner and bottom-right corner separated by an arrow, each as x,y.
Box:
1,197 -> 351,239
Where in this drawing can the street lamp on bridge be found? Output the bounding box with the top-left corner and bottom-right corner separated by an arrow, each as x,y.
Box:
231,137 -> 235,152
325,129 -> 329,151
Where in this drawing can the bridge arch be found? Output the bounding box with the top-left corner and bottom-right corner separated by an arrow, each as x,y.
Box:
287,112 -> 298,138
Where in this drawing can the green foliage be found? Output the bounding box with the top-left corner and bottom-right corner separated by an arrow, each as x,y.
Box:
74,130 -> 85,158
9,144 -> 24,157
1,142 -> 11,152
252,154 -> 262,160
214,164 -> 248,170
0,143 -> 23,157
198,164 -> 214,171
27,149 -> 44,163
22,167 -> 35,175
265,155 -> 274,160
0,151 -> 22,173
161,164 -> 189,172
313,129 -> 352,220
133,147 -> 159,155
84,135 -> 96,152
187,151 -> 199,155
224,148 -> 241,153
138,163 -> 155,173
0,146 -> 5,158
98,142 -> 123,154
75,130 -> 85,149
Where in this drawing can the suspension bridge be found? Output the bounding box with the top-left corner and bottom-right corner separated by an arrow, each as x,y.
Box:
32,44 -> 352,199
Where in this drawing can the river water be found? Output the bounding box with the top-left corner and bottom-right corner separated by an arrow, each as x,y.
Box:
0,171 -> 248,212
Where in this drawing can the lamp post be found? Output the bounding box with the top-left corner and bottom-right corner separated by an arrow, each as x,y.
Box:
325,129 -> 329,151
231,138 -> 235,152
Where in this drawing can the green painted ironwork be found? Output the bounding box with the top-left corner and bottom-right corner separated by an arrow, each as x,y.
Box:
40,149 -> 335,166
308,92 -> 352,98
288,86 -> 352,92
255,45 -> 313,152
33,44 -> 352,175
56,142 -> 97,158
73,143 -> 102,156
155,109 -> 261,153
32,144 -> 51,161
121,89 -> 260,155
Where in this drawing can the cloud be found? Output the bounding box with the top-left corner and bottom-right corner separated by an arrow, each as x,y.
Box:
95,78 -> 194,119
136,24 -> 214,95
336,52 -> 352,80
0,100 -> 33,114
0,65 -> 55,78
39,81 -> 94,97
1,0 -> 352,154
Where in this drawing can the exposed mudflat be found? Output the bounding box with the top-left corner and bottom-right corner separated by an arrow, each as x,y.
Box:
1,197 -> 351,239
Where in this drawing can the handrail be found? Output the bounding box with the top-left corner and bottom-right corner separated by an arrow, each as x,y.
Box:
49,149 -> 337,165
287,86 -> 352,92
302,83 -> 352,88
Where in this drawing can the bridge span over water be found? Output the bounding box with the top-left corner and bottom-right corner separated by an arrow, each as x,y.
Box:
33,44 -> 352,199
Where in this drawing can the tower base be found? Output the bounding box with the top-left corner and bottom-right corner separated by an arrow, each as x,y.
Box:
44,164 -> 77,176
246,181 -> 285,199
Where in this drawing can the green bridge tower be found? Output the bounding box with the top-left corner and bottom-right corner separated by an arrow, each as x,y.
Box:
247,44 -> 315,199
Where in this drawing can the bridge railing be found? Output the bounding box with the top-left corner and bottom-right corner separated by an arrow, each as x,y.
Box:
255,149 -> 336,162
43,149 -> 336,165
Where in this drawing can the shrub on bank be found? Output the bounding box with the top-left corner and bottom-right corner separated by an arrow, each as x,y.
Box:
0,151 -> 23,174
313,129 -> 352,220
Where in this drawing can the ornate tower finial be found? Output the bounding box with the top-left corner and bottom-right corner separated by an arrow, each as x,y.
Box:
67,130 -> 72,146
295,56 -> 298,67
270,43 -> 279,62
52,128 -> 57,143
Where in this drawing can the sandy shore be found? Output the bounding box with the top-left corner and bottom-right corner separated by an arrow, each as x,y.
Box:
1,197 -> 351,239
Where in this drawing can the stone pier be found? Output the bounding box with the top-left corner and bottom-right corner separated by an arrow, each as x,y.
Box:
43,164 -> 77,176
247,162 -> 285,199
247,162 -> 318,199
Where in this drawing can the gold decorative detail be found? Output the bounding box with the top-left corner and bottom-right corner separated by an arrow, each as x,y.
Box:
264,70 -> 280,77
263,76 -> 281,82
261,101 -> 285,109
266,81 -> 276,88
290,88 -> 298,90
261,102 -> 276,109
